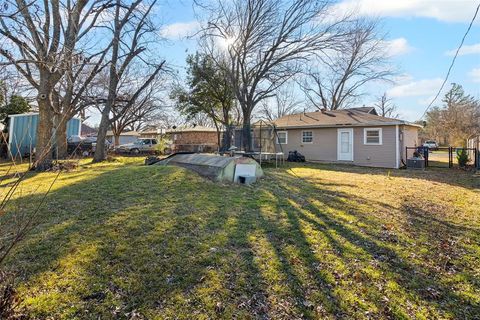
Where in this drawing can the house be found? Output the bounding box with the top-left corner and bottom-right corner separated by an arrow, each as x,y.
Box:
81,123 -> 97,136
106,130 -> 140,146
166,126 -> 219,153
273,108 -> 420,168
467,135 -> 480,150
139,128 -> 162,139
5,112 -> 81,158
467,135 -> 480,168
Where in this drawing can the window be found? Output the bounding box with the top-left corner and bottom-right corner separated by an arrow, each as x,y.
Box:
364,128 -> 382,145
302,131 -> 313,143
151,139 -> 157,145
277,131 -> 288,144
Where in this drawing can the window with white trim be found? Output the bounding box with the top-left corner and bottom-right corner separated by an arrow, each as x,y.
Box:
276,131 -> 288,144
302,131 -> 313,143
364,128 -> 382,145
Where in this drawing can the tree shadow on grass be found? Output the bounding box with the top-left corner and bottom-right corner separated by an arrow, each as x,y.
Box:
286,161 -> 480,190
401,202 -> 480,303
2,163 -> 479,319
263,169 -> 480,319
2,165 -> 276,319
0,169 -> 42,188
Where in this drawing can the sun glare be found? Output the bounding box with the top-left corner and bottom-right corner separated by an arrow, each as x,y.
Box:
219,36 -> 235,49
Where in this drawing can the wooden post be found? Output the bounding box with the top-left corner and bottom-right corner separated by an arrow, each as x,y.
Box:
422,147 -> 430,168
449,147 -> 453,168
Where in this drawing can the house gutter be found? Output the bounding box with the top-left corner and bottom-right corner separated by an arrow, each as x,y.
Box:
395,125 -> 400,169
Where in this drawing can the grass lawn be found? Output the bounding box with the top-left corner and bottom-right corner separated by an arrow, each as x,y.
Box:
1,158 -> 479,319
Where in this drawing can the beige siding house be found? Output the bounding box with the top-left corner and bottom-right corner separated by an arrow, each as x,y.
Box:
273,108 -> 420,168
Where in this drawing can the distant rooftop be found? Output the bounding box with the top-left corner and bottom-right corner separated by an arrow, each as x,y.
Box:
106,130 -> 140,136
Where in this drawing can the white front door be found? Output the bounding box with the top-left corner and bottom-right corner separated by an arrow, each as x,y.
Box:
337,128 -> 353,161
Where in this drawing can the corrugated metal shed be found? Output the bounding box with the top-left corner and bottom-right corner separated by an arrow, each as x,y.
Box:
8,113 -> 81,157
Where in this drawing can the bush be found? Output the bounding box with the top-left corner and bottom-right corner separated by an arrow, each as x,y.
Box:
456,148 -> 469,167
154,138 -> 169,155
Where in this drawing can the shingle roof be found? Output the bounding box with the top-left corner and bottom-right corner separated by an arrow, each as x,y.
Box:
106,130 -> 140,136
165,126 -> 218,133
273,108 -> 418,129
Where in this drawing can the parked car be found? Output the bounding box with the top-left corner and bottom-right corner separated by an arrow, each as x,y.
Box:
422,140 -> 438,150
67,135 -> 112,156
116,138 -> 158,155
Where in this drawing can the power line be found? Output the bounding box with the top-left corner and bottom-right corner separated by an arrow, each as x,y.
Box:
420,2 -> 480,119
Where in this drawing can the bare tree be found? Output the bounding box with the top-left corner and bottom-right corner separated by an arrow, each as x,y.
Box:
93,0 -> 167,162
197,0 -> 350,150
374,92 -> 398,118
109,76 -> 165,146
300,19 -> 394,111
425,83 -> 480,146
259,85 -> 301,121
0,66 -> 35,104
0,0 -> 113,169
133,104 -> 180,130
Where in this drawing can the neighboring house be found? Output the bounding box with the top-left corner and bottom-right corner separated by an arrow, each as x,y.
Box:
166,126 -> 219,153
139,128 -> 162,139
81,123 -> 97,136
467,135 -> 480,150
273,108 -> 420,168
467,135 -> 480,168
106,130 -> 140,146
6,112 -> 81,158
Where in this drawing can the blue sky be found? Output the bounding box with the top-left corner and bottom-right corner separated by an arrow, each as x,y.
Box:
87,0 -> 480,125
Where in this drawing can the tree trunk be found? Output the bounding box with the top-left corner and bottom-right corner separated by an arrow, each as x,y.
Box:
114,134 -> 120,146
55,116 -> 68,159
222,124 -> 232,152
93,111 -> 110,162
221,111 -> 232,151
242,108 -> 252,151
35,97 -> 54,170
213,120 -> 220,151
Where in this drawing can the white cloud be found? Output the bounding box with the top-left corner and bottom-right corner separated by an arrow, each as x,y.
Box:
160,21 -> 200,40
392,73 -> 414,84
384,38 -> 414,56
469,67 -> 480,82
387,78 -> 444,98
445,43 -> 480,56
330,0 -> 479,23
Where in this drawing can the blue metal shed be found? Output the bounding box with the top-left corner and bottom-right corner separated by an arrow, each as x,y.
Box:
8,113 -> 81,158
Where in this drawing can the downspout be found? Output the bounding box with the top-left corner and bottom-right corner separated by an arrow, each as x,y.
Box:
395,125 -> 400,169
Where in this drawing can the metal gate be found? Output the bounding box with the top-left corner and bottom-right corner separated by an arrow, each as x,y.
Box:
405,146 -> 478,168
